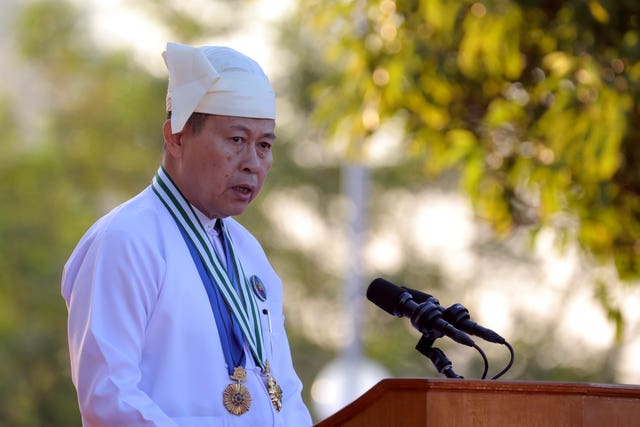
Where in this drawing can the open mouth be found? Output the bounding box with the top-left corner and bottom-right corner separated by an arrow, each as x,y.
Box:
233,185 -> 252,195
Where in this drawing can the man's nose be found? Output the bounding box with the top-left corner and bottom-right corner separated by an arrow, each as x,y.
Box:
240,143 -> 262,172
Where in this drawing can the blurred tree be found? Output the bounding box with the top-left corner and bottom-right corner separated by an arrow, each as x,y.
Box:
284,0 -> 639,332
269,0 -> 640,413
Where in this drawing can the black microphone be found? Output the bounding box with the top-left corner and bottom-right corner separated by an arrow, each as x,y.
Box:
442,304 -> 506,344
401,286 -> 439,305
402,286 -> 506,344
366,278 -> 475,347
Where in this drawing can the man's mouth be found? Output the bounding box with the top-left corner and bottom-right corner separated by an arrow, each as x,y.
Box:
233,185 -> 253,195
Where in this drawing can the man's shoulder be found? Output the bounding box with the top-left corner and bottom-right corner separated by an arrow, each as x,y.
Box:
62,187 -> 174,299
106,187 -> 165,227
79,187 -> 172,247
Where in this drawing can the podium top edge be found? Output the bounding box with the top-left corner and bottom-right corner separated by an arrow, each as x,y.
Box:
374,377 -> 640,398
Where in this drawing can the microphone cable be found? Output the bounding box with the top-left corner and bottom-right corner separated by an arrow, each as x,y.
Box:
491,340 -> 515,380
474,343 -> 489,379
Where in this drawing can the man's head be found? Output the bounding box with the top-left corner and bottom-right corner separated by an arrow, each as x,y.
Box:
161,42 -> 276,219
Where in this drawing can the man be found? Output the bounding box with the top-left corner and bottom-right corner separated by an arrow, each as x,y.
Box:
61,42 -> 313,426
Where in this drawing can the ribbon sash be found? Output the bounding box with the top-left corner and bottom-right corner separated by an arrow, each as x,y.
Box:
177,224 -> 245,375
152,166 -> 265,369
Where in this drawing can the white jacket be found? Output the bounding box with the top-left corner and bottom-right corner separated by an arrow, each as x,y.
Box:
62,186 -> 312,426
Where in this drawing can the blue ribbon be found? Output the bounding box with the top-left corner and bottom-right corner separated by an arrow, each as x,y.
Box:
177,222 -> 245,376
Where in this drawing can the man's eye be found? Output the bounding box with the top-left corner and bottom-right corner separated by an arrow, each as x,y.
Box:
231,137 -> 243,143
259,142 -> 272,151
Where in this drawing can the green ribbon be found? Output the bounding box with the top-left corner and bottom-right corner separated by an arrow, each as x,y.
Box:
152,166 -> 265,369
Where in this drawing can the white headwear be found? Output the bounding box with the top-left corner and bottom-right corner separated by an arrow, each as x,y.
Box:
162,42 -> 275,134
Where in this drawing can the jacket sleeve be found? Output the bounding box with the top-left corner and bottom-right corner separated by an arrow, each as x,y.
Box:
63,223 -> 178,427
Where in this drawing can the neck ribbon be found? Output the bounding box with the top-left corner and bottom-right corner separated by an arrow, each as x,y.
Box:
151,166 -> 265,370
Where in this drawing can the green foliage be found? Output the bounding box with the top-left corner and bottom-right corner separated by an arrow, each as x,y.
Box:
0,128 -> 82,425
292,0 -> 640,281
274,0 -> 640,406
17,0 -> 82,63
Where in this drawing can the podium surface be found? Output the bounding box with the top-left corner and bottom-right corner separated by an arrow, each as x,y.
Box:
314,378 -> 640,427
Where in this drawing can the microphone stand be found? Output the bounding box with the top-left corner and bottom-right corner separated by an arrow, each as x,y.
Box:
415,334 -> 464,379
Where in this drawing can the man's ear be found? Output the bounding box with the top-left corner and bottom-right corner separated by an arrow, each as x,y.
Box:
163,119 -> 184,158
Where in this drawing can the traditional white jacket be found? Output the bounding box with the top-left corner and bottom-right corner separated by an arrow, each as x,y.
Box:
62,186 -> 312,426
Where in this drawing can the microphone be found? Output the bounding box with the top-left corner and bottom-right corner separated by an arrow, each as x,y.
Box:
366,278 -> 475,347
402,286 -> 506,344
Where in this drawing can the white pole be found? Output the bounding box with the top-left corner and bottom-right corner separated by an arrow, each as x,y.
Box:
342,162 -> 369,364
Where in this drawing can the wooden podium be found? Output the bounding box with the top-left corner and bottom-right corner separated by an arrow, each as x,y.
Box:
314,378 -> 640,427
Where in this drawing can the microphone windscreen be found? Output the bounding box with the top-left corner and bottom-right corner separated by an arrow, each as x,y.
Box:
366,278 -> 405,315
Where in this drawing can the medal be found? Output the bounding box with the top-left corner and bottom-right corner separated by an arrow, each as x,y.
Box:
223,366 -> 252,415
264,360 -> 283,412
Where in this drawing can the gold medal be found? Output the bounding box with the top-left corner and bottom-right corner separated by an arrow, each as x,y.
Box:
267,374 -> 283,412
223,366 -> 252,415
264,360 -> 283,412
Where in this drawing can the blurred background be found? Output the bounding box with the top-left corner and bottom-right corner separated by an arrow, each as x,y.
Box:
1,0 -> 639,424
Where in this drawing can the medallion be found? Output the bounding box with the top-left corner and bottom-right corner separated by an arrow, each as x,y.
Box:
264,360 -> 283,412
223,366 -> 252,415
250,275 -> 267,301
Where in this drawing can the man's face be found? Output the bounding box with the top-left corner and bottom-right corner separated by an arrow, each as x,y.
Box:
175,114 -> 275,218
